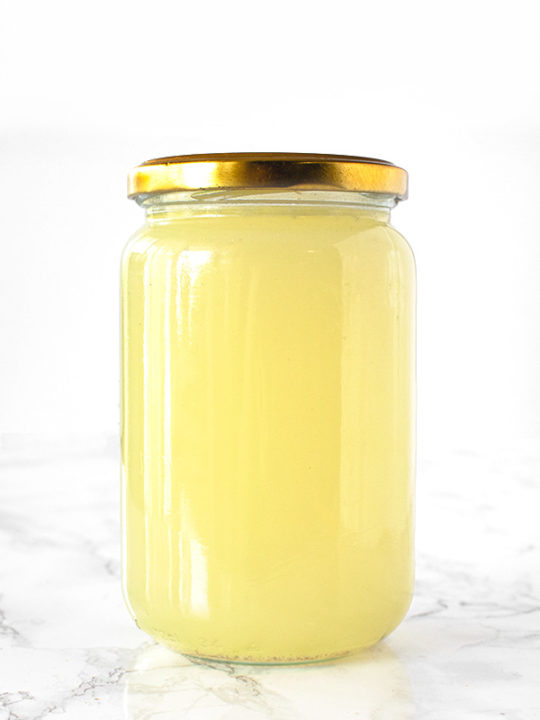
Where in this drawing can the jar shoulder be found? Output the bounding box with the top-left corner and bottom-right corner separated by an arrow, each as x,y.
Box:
385,223 -> 417,276
122,216 -> 415,275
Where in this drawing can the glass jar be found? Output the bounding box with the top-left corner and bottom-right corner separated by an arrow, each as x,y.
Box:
122,153 -> 416,664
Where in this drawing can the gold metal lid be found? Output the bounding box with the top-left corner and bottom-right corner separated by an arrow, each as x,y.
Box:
127,152 -> 408,200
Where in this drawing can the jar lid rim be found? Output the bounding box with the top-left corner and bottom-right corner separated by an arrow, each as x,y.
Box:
128,152 -> 408,200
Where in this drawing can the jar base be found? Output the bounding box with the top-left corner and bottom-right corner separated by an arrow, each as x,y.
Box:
182,649 -> 355,666
145,627 -> 385,666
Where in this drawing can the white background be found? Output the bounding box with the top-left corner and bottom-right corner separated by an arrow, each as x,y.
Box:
1,0 -> 539,461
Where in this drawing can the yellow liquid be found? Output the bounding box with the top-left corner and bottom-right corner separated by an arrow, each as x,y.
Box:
121,199 -> 416,663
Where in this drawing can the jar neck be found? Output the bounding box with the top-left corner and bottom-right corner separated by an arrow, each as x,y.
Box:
137,189 -> 398,224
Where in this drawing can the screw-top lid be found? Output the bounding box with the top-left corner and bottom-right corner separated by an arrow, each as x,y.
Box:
128,152 -> 408,200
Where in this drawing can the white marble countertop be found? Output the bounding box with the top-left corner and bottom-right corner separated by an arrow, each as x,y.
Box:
0,442 -> 539,719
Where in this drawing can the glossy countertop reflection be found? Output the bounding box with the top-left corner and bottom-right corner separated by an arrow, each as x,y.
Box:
0,441 -> 539,719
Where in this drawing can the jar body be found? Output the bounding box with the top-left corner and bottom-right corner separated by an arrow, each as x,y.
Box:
121,192 -> 416,663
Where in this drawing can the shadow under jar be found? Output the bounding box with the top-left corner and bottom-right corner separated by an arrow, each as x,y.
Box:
121,153 -> 416,664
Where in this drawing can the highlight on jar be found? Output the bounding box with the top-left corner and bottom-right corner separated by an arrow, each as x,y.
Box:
121,153 -> 416,664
